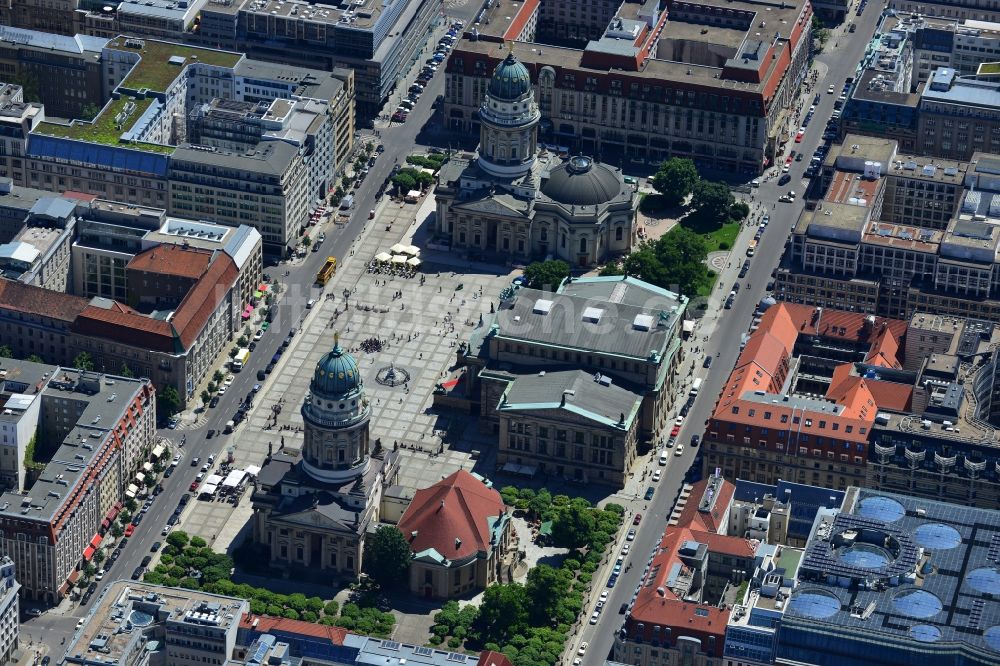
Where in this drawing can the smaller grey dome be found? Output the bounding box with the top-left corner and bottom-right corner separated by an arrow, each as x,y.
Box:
488,52 -> 532,101
541,156 -> 624,206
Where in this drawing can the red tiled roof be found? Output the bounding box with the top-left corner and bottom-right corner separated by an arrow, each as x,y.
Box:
171,253 -> 238,349
675,477 -> 735,535
478,651 -> 515,666
398,469 -> 506,561
627,527 -> 729,652
866,379 -> 913,413
239,614 -> 348,644
127,244 -> 212,279
694,531 -> 759,559
73,253 -> 238,354
0,279 -> 89,322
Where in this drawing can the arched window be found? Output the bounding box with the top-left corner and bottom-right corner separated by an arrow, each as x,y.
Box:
615,226 -> 623,241
541,229 -> 548,241
579,237 -> 587,253
511,146 -> 518,159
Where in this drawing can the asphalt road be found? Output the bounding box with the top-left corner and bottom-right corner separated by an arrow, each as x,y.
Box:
25,8 -> 482,654
573,8 -> 887,663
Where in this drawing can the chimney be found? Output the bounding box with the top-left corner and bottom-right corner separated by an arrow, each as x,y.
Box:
455,537 -> 462,549
439,499 -> 445,511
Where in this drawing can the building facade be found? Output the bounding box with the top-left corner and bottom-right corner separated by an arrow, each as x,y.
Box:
396,470 -> 511,599
444,0 -> 813,174
435,52 -> 637,266
252,337 -> 399,581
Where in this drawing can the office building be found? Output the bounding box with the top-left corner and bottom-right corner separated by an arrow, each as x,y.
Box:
0,27 -> 108,118
0,557 -> 18,666
888,0 -> 1000,23
916,67 -> 1000,160
0,364 -> 155,602
729,479 -> 846,547
444,0 -> 813,175
12,35 -> 353,257
912,16 -> 1000,82
454,275 -> 687,485
776,487 -> 1000,666
0,196 -> 76,292
702,301 -> 910,491
396,470 -> 511,599
251,337 -> 399,581
0,0 -> 81,38
434,52 -> 637,266
774,137 -> 1000,321
63,581 -> 248,666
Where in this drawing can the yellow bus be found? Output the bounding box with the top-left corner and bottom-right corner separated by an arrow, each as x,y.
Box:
316,257 -> 337,284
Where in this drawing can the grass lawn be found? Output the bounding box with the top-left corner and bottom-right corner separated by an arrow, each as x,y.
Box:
107,36 -> 241,92
36,97 -> 174,153
689,219 -> 740,253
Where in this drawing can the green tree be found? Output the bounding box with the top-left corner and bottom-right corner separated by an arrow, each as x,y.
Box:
522,260 -> 570,291
690,180 -> 735,224
525,564 -> 570,625
550,504 -> 596,549
157,386 -> 181,418
392,171 -> 416,192
110,523 -> 124,538
73,352 -> 94,371
473,584 -> 529,644
200,390 -> 211,405
80,103 -> 101,120
83,563 -> 97,578
213,370 -> 225,384
25,354 -> 44,363
301,236 -> 312,248
166,530 -> 190,550
363,525 -> 411,586
651,157 -> 699,207
190,535 -> 207,548
119,363 -> 134,378
93,549 -> 106,565
0,345 -> 11,358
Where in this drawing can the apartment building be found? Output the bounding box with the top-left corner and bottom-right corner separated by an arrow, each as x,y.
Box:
0,0 -> 80,35
0,196 -> 76,292
912,16 -> 1000,82
0,364 -> 155,602
115,0 -> 210,40
64,581 -> 248,666
888,0 -> 1000,23
456,275 -> 687,459
444,0 -> 813,174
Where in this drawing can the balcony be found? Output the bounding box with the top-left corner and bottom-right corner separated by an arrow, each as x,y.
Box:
965,456 -> 987,475
934,452 -> 957,469
874,442 -> 896,458
905,447 -> 926,465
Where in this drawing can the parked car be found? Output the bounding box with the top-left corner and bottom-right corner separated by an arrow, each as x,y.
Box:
644,486 -> 655,500
209,395 -> 219,408
703,356 -> 713,368
151,541 -> 161,552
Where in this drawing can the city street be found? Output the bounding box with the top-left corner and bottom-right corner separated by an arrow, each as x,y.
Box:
22,2 -> 486,653
570,7 -> 887,663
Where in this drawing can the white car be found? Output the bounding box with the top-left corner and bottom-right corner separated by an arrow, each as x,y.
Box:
253,329 -> 264,341
782,164 -> 790,174
578,642 -> 589,656
653,469 -> 662,482
627,529 -> 636,541
827,84 -> 835,94
223,375 -> 234,387
675,444 -> 685,456
622,543 -> 630,556
589,611 -> 600,625
76,618 -> 85,629
95,569 -> 105,581
218,385 -> 227,395
674,415 -> 684,426
658,451 -> 668,466
600,590 -> 609,602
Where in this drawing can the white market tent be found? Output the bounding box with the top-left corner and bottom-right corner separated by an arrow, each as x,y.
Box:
200,483 -> 218,496
222,469 -> 247,489
246,465 -> 261,477
205,474 -> 224,486
374,251 -> 392,263
391,255 -> 407,265
389,243 -> 406,254
406,256 -> 421,267
401,244 -> 420,256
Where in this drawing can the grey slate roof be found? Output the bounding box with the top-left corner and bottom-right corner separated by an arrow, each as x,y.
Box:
500,369 -> 642,428
494,283 -> 681,360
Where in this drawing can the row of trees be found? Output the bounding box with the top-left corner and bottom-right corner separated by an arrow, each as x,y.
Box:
146,531 -> 395,634
431,491 -> 624,664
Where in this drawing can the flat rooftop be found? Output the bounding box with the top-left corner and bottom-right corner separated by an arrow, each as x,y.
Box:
106,36 -> 243,92
863,220 -> 942,251
35,96 -> 172,153
785,487 -> 1000,660
246,0 -> 384,30
65,581 -> 247,665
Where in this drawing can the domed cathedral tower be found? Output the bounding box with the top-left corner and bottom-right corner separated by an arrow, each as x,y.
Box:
300,334 -> 371,484
478,46 -> 541,179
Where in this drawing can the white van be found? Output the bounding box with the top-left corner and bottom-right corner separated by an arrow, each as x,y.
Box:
690,377 -> 703,396
658,451 -> 668,466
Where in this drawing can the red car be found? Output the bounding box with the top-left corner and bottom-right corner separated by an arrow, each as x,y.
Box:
670,425 -> 681,438
795,130 -> 805,143
190,481 -> 199,492
633,513 -> 642,525
124,524 -> 135,537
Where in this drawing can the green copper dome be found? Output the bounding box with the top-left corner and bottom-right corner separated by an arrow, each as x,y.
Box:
488,52 -> 532,101
311,337 -> 362,398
